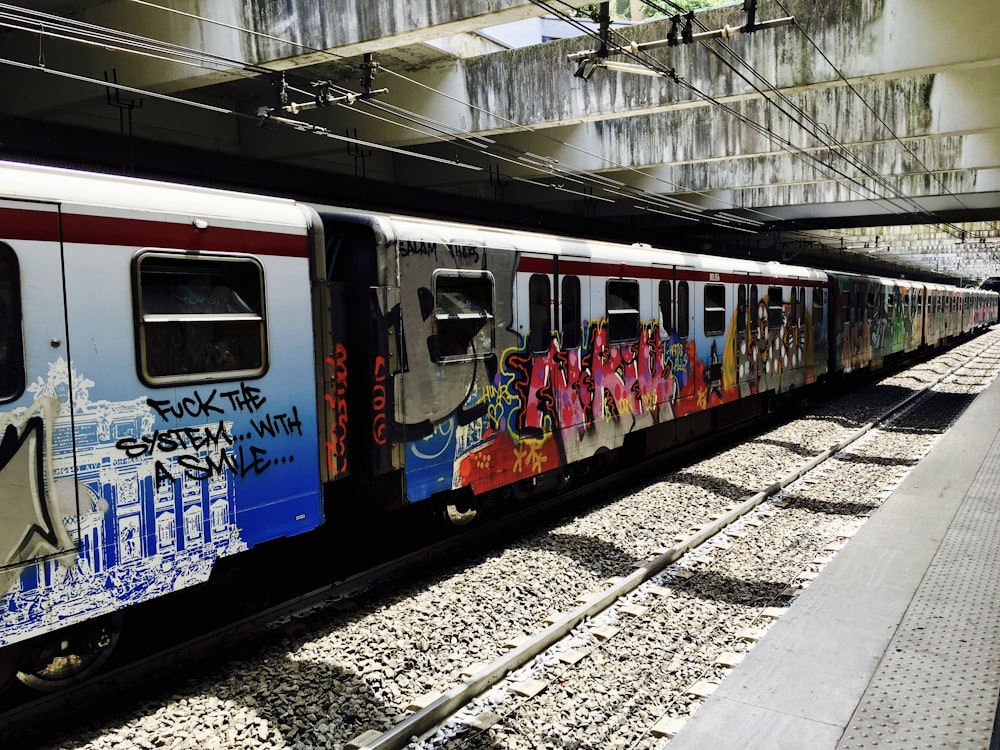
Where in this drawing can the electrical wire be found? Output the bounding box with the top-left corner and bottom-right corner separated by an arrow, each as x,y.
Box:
114,0 -> 786,232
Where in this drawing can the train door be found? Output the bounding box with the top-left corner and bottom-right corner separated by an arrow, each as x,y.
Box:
554,256 -> 589,456
520,253 -> 557,439
0,201 -> 78,621
666,267 -> 695,416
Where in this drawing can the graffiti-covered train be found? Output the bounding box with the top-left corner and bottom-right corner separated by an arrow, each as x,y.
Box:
0,160 -> 996,691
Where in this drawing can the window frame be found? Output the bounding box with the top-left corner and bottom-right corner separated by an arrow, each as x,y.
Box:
703,282 -> 726,336
528,273 -> 552,353
133,251 -> 268,387
768,286 -> 784,330
659,279 -> 673,336
677,280 -> 690,339
433,270 -> 496,363
606,278 -> 640,343
560,275 -> 582,350
0,242 -> 25,402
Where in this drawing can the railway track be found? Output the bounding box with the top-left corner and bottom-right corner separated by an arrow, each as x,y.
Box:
3,331 -> 999,749
362,332 -> 1000,750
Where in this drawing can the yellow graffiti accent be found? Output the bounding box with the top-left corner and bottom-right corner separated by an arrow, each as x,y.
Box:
512,439 -> 549,475
722,316 -> 738,388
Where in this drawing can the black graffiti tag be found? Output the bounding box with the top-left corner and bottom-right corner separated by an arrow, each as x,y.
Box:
121,384 -> 297,485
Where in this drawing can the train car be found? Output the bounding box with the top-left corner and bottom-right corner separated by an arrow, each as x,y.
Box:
828,272 -> 924,375
315,208 -> 829,516
0,162 -> 340,689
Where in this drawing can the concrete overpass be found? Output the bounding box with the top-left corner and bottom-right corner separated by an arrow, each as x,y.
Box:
1,0 -> 998,282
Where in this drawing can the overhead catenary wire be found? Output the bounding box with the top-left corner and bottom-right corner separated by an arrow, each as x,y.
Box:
114,0 -> 792,234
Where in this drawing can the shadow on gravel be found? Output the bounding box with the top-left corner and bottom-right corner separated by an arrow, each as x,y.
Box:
750,437 -> 820,458
677,568 -> 792,608
9,632 -> 427,750
777,489 -> 879,517
663,470 -> 758,503
513,531 -> 641,579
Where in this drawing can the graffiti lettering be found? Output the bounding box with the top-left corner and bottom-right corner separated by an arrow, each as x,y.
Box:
148,390 -> 224,421
115,421 -> 234,459
399,239 -> 437,258
372,355 -> 388,446
153,443 -> 275,484
250,406 -> 303,439
445,243 -> 481,263
121,378 -> 299,488
219,382 -> 267,413
324,344 -> 349,474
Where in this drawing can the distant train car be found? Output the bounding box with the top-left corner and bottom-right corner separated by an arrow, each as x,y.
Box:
0,162 -> 339,689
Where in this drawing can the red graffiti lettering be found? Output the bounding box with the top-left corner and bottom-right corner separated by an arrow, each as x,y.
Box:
372,355 -> 387,446
324,344 -> 349,474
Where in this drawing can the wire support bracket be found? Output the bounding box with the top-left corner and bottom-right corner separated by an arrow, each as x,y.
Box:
568,15 -> 794,79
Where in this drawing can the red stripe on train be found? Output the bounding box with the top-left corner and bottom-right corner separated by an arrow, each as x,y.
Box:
0,207 -> 308,257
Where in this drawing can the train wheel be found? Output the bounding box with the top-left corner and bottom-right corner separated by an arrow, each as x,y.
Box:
16,612 -> 122,691
436,490 -> 480,529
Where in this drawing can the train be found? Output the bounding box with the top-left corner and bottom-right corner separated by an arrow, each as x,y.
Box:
0,160 -> 996,691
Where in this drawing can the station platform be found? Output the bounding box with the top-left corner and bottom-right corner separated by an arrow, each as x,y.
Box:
668,372 -> 1000,749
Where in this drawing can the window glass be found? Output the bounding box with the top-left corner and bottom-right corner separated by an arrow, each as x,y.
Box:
790,287 -> 798,328
750,284 -> 759,329
768,286 -> 784,329
659,280 -> 673,335
0,243 -> 24,400
607,279 -> 639,343
677,281 -> 690,338
136,253 -> 266,384
799,286 -> 806,325
561,275 -> 581,349
704,283 -> 726,336
812,287 -> 824,329
528,274 -> 551,353
737,284 -> 747,334
434,272 -> 495,361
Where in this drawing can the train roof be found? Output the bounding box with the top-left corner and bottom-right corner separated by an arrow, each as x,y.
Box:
314,205 -> 830,282
0,160 -> 311,234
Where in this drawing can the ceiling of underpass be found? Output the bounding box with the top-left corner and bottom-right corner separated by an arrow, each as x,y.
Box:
1,0 -> 998,284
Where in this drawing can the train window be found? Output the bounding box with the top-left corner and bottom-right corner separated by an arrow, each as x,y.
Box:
433,272 -> 495,362
799,287 -> 806,325
811,288 -> 824,328
841,292 -> 851,325
0,243 -> 24,401
561,275 -> 581,349
528,274 -> 551,353
659,280 -> 673,335
767,286 -> 783,329
736,284 -> 746,334
677,281 -> 690,338
704,283 -> 726,336
789,288 -> 798,328
750,285 -> 759,330
135,253 -> 266,385
607,279 -> 639,343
